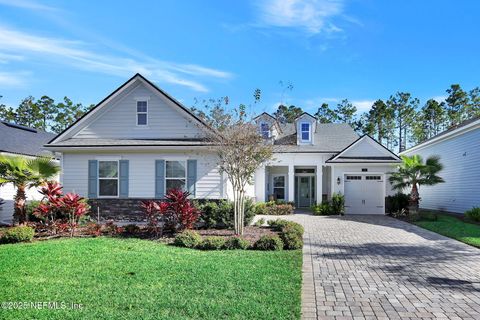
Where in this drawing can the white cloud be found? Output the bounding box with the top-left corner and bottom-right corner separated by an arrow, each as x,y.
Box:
432,95 -> 447,102
255,0 -> 345,34
0,52 -> 24,64
0,25 -> 232,92
0,71 -> 30,87
352,100 -> 375,113
0,0 -> 59,12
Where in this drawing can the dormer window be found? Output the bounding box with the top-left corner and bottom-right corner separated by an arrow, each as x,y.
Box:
260,122 -> 270,138
137,100 -> 148,126
301,122 -> 310,142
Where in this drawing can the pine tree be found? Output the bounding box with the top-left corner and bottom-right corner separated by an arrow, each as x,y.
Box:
315,103 -> 337,123
387,92 -> 419,153
335,99 -> 357,127
445,84 -> 469,126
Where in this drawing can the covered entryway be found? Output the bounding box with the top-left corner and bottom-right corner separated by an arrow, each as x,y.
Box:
344,174 -> 385,214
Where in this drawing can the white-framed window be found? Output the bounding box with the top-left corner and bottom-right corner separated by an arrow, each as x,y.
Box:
165,160 -> 186,192
98,160 -> 119,197
136,100 -> 148,126
273,175 -> 286,200
301,122 -> 310,141
260,122 -> 270,138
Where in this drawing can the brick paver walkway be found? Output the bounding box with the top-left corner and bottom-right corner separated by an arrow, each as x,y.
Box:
256,213 -> 480,320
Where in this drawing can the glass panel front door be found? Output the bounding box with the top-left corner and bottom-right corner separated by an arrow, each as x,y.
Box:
296,176 -> 316,207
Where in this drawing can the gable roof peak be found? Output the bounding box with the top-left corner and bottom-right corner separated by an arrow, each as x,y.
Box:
295,112 -> 317,121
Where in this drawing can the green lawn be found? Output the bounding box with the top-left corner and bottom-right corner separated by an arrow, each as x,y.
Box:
0,237 -> 302,320
413,213 -> 480,247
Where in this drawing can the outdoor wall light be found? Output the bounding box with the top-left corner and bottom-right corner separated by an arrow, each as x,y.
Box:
337,177 -> 341,185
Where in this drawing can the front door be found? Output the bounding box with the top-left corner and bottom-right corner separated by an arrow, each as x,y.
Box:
296,176 -> 315,207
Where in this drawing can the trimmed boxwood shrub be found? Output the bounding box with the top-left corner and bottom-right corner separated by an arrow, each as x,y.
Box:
1,226 -> 35,244
174,230 -> 202,248
267,219 -> 304,234
465,207 -> 480,222
280,229 -> 303,250
199,236 -> 227,250
253,235 -> 284,251
223,237 -> 250,250
196,199 -> 255,229
266,219 -> 304,250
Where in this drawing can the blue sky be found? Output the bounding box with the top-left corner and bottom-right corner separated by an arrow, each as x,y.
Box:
0,0 -> 479,116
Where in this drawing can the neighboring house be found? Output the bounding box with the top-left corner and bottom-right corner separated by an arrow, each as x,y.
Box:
401,117 -> 480,213
0,121 -> 56,225
45,74 -> 401,219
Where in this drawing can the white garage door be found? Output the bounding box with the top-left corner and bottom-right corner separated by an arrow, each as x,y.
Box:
344,174 -> 385,214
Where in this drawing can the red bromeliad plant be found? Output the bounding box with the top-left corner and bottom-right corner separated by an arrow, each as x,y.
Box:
34,181 -> 89,236
140,189 -> 200,234
61,192 -> 89,237
165,189 -> 200,230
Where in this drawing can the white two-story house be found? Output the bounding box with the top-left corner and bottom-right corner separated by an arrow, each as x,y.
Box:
45,74 -> 401,219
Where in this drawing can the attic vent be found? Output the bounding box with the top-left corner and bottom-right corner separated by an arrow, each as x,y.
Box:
2,122 -> 37,133
361,168 -> 368,172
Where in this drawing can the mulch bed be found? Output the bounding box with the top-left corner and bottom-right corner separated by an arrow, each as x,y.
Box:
197,226 -> 278,242
1,223 -> 278,244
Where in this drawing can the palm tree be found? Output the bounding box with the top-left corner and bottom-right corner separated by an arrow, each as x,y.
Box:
389,155 -> 444,212
0,155 -> 60,224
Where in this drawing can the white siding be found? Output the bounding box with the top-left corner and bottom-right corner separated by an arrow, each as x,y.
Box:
0,183 -> 45,225
341,138 -> 389,157
402,127 -> 480,213
74,83 -> 204,139
331,164 -> 396,197
62,151 -> 223,199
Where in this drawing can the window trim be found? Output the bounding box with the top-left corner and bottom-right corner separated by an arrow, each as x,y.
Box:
136,100 -> 148,126
272,174 -> 286,201
165,160 -> 187,192
98,160 -> 119,198
300,122 -> 311,142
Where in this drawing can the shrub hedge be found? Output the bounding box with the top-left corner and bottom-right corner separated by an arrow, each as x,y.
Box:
253,235 -> 284,251
196,199 -> 256,229
1,226 -> 35,244
465,207 -> 480,222
223,237 -> 250,250
174,230 -> 202,248
198,236 -> 227,250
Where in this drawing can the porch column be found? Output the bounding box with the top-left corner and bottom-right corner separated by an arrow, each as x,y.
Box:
288,164 -> 295,202
330,165 -> 335,200
316,164 -> 323,204
255,166 -> 266,202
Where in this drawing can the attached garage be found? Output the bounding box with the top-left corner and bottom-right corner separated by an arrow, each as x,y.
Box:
326,135 -> 402,215
344,174 -> 385,214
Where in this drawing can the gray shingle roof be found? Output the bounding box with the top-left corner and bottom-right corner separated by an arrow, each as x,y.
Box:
0,121 -> 56,156
274,122 -> 359,152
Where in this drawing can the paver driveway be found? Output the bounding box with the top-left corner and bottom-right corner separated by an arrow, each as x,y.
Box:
259,213 -> 480,320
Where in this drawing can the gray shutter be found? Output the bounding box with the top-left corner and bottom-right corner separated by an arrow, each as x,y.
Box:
187,159 -> 197,197
88,160 -> 98,198
155,160 -> 165,198
119,160 -> 129,198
